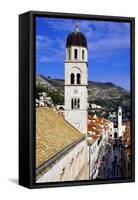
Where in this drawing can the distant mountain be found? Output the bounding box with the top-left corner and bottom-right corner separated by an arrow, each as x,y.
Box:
36,74 -> 130,112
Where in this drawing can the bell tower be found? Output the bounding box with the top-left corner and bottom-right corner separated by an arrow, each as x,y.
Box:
64,25 -> 88,134
118,106 -> 122,137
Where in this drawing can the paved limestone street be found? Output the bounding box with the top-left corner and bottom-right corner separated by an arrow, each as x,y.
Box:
95,138 -> 126,179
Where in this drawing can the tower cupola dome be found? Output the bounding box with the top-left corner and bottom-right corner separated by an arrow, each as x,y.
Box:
66,25 -> 87,48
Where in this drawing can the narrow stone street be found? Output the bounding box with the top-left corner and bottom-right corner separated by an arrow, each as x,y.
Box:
97,139 -> 125,179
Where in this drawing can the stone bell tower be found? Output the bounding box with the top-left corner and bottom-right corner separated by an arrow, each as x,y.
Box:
118,106 -> 122,137
64,24 -> 88,134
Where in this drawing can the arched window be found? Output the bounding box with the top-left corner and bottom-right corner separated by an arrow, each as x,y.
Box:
71,99 -> 73,109
77,99 -> 80,109
71,98 -> 80,110
74,49 -> 78,59
71,73 -> 75,84
77,73 -> 81,84
74,99 -> 77,109
68,49 -> 71,60
82,50 -> 85,60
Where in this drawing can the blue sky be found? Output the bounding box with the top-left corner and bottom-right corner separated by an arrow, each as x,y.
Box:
36,17 -> 131,91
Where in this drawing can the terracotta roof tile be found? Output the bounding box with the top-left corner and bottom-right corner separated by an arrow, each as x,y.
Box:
36,107 -> 85,169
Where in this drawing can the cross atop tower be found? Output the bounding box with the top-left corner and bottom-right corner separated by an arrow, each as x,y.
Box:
75,21 -> 79,32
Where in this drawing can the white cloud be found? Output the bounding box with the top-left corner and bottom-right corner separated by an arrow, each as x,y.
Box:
36,18 -> 130,63
88,35 -> 130,60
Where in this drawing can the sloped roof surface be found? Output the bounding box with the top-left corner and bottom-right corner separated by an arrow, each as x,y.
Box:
36,107 -> 85,169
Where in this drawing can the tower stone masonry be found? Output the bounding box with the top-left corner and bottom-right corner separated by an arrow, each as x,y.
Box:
64,25 -> 88,134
